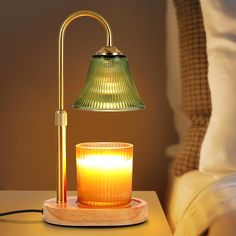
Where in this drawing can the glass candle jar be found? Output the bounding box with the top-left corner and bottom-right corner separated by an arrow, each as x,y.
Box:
76,142 -> 133,208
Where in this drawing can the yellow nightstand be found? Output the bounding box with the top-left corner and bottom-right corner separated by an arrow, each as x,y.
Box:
0,191 -> 172,236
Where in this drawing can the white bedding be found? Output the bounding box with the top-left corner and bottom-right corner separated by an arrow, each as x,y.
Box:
166,1 -> 236,235
167,170 -> 236,235
167,171 -> 218,230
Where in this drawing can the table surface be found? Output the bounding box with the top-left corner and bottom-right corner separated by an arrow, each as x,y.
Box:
0,191 -> 172,236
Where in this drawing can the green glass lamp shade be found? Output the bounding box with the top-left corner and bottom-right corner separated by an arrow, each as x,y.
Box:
73,55 -> 145,112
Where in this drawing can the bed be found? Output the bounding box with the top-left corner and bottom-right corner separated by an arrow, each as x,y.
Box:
166,0 -> 236,235
167,170 -> 236,235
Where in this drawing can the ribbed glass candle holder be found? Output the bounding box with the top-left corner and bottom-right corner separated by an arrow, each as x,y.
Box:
76,142 -> 133,208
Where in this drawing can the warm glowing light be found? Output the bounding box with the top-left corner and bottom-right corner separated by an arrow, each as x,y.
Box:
77,154 -> 132,169
76,142 -> 133,207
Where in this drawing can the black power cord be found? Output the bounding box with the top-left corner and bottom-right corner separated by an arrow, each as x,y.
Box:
0,209 -> 43,217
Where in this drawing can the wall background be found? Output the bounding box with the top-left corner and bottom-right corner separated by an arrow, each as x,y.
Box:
0,0 -> 177,202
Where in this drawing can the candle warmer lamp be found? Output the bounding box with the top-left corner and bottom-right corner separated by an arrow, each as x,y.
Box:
42,10 -> 147,226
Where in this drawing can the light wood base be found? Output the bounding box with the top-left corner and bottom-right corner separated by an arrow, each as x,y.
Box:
43,196 -> 148,226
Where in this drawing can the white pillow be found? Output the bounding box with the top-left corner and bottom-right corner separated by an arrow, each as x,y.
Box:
166,0 -> 190,158
200,0 -> 236,173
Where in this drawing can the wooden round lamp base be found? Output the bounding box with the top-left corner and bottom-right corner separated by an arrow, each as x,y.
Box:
43,196 -> 148,226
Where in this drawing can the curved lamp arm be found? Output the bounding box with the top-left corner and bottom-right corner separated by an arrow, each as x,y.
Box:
58,10 -> 113,110
56,10 -> 113,203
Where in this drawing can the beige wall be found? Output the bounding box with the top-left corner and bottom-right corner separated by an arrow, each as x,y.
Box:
0,0 -> 177,202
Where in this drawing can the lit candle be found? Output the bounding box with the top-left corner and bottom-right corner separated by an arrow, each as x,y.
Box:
76,142 -> 133,208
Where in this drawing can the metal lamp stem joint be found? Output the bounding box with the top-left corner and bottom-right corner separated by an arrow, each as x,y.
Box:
55,111 -> 68,127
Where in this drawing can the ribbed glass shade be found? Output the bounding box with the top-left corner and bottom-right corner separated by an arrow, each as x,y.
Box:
73,55 -> 144,111
76,142 -> 133,207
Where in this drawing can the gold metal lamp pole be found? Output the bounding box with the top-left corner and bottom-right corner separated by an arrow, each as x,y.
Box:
56,11 -> 113,203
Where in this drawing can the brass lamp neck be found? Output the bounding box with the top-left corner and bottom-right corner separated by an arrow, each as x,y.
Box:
58,10 -> 113,111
